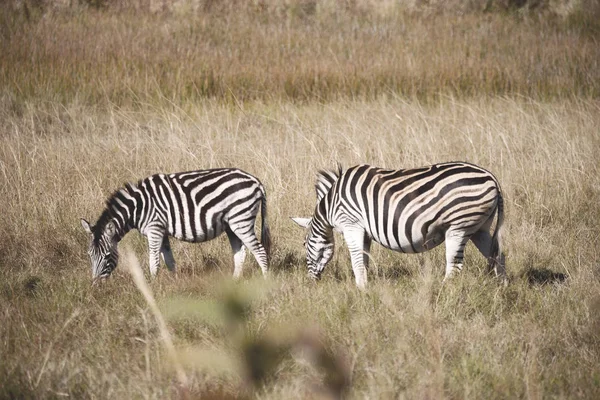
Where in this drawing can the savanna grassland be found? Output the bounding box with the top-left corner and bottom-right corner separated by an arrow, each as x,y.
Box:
1,1 -> 600,399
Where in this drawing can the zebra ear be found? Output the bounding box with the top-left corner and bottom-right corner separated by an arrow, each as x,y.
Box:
291,217 -> 311,229
81,219 -> 93,235
104,221 -> 117,238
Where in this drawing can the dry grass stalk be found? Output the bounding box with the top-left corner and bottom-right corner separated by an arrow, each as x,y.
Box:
122,246 -> 189,390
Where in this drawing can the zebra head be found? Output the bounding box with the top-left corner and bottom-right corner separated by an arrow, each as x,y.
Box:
80,218 -> 119,282
291,217 -> 335,280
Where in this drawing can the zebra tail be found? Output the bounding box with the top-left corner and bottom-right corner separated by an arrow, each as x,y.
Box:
490,192 -> 505,272
260,185 -> 271,261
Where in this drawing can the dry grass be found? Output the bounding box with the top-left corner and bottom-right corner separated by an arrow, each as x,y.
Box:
1,96 -> 599,399
1,2 -> 600,399
2,1 -> 599,106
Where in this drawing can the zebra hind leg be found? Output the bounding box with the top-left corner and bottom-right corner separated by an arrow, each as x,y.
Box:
228,221 -> 268,277
470,229 -> 504,276
226,227 -> 247,279
471,229 -> 506,281
470,230 -> 493,270
161,236 -> 177,272
443,229 -> 471,282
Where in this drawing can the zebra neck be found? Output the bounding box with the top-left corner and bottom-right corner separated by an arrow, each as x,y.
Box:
315,196 -> 335,234
311,213 -> 334,241
100,186 -> 140,242
96,214 -> 131,244
112,217 -> 133,242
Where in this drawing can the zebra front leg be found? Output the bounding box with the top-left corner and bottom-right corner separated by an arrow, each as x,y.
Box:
161,236 -> 176,273
343,227 -> 368,289
229,222 -> 268,277
226,227 -> 247,279
147,231 -> 165,277
443,229 -> 471,281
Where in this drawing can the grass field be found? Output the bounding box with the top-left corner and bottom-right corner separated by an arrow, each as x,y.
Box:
1,1 -> 600,399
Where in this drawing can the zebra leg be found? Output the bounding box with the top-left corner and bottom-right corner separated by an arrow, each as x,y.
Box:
228,221 -> 268,277
161,236 -> 176,273
343,227 -> 368,289
443,229 -> 471,281
363,235 -> 372,270
470,230 -> 493,272
472,229 -> 506,279
226,227 -> 247,279
147,231 -> 165,277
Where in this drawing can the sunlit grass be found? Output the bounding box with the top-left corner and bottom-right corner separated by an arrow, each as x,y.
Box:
1,1 -> 599,398
1,1 -> 599,107
1,96 -> 599,398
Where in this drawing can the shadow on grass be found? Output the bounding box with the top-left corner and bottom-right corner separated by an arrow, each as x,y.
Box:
375,264 -> 415,280
271,251 -> 303,274
23,276 -> 42,297
198,254 -> 227,274
524,268 -> 568,286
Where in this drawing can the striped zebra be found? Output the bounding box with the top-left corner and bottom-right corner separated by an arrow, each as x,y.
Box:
292,162 -> 505,288
80,168 -> 270,282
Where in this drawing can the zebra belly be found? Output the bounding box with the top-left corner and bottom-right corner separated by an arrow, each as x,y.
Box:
368,226 -> 446,254
168,225 -> 225,243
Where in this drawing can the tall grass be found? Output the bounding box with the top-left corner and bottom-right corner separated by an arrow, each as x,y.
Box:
1,1 -> 599,107
1,1 -> 600,398
1,96 -> 599,398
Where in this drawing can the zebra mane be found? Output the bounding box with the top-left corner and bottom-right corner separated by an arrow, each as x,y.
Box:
92,182 -> 138,243
315,164 -> 343,202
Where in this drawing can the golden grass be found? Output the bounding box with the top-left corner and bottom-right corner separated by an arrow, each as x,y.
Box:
1,96 -> 599,398
2,1 -> 599,106
1,2 -> 600,399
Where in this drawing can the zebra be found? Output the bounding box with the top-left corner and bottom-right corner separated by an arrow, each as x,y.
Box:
80,168 -> 270,282
292,162 -> 505,289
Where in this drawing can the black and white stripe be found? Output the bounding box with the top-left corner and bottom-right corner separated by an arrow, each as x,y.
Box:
81,168 -> 270,281
292,162 -> 505,288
